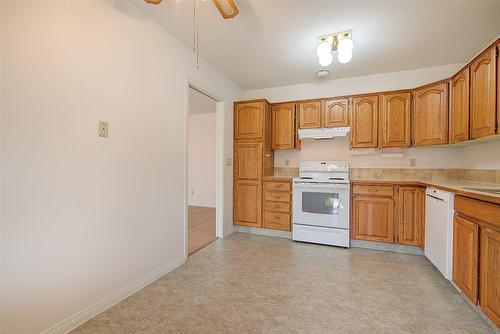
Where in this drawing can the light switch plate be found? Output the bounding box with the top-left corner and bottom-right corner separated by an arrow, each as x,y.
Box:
226,158 -> 232,166
98,121 -> 109,138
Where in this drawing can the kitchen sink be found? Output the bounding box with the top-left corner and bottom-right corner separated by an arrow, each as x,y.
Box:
463,187 -> 500,195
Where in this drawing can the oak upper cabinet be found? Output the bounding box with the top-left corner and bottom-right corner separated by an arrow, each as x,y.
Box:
234,101 -> 265,140
450,68 -> 470,143
298,100 -> 322,129
324,98 -> 349,128
397,186 -> 425,247
413,82 -> 449,146
352,195 -> 394,243
271,102 -> 296,150
380,92 -> 411,147
470,46 -> 497,139
351,95 -> 379,148
452,215 -> 479,304
480,228 -> 500,326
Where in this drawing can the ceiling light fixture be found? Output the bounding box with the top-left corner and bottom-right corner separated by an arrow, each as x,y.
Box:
212,0 -> 239,19
315,30 -> 353,67
316,69 -> 330,79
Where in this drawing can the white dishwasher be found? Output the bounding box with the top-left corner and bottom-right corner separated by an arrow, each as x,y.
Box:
425,188 -> 454,280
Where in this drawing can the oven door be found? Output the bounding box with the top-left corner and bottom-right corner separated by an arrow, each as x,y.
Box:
293,182 -> 350,229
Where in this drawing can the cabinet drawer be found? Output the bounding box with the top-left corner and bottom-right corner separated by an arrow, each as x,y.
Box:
263,211 -> 291,231
264,201 -> 290,213
352,184 -> 393,197
264,181 -> 291,191
264,191 -> 291,203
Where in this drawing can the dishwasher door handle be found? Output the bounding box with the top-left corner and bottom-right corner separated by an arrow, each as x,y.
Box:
427,194 -> 445,202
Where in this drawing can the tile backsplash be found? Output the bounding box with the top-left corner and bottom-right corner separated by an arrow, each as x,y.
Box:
273,167 -> 500,185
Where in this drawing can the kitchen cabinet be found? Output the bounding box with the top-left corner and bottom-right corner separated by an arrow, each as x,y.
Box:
263,179 -> 291,231
324,98 -> 349,128
397,186 -> 425,247
452,215 -> 479,304
298,100 -> 322,129
233,100 -> 273,228
351,95 -> 379,148
271,102 -> 296,150
449,68 -> 470,143
480,228 -> 500,326
380,91 -> 411,147
413,82 -> 449,146
352,196 -> 394,243
470,46 -> 497,139
234,101 -> 265,140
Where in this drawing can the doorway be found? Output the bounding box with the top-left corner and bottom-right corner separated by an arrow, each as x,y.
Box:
187,85 -> 221,255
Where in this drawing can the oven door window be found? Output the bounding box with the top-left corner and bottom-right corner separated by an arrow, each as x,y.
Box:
302,192 -> 341,215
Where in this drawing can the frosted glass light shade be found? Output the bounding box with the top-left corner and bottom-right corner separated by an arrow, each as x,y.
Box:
338,51 -> 352,64
337,38 -> 354,53
319,53 -> 333,66
316,41 -> 332,58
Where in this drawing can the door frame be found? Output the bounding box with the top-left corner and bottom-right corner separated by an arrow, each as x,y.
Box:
184,79 -> 226,259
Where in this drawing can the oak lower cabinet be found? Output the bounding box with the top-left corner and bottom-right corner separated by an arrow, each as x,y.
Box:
480,228 -> 500,326
352,191 -> 394,243
470,45 -> 497,139
454,195 -> 500,327
397,186 -> 425,247
413,81 -> 449,146
449,68 -> 470,143
452,214 -> 479,304
263,179 -> 291,231
271,102 -> 299,150
233,99 -> 274,228
380,91 -> 411,148
351,95 -> 379,148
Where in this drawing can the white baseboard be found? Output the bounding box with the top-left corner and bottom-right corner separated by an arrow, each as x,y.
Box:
41,256 -> 186,334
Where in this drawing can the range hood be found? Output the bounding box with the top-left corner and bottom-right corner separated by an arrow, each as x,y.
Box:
298,127 -> 350,140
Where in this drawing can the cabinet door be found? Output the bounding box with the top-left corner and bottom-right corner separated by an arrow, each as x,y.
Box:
450,68 -> 470,143
352,196 -> 394,243
417,188 -> 426,250
271,103 -> 295,150
480,228 -> 500,327
233,142 -> 262,181
413,82 -> 449,146
234,181 -> 261,227
470,47 -> 497,139
324,98 -> 349,128
234,101 -> 264,140
351,95 -> 379,148
452,215 -> 479,304
298,100 -> 322,129
398,186 -> 424,246
380,92 -> 411,147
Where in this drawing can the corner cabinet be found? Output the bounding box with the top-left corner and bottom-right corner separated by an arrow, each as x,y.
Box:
450,68 -> 470,143
271,102 -> 296,150
380,91 -> 411,148
397,186 -> 425,247
298,100 -> 322,129
351,95 -> 379,148
233,100 -> 273,228
413,82 -> 449,146
470,46 -> 498,139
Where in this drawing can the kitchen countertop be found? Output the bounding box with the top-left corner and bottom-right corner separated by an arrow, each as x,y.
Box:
351,178 -> 500,205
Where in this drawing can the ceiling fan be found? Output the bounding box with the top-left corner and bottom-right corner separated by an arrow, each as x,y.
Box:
144,0 -> 239,19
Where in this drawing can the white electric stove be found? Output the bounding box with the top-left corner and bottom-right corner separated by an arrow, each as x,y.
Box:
292,161 -> 350,247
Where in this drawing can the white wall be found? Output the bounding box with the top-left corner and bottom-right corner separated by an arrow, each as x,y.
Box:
188,113 -> 217,207
0,1 -> 242,333
244,64 -> 467,169
461,140 -> 500,170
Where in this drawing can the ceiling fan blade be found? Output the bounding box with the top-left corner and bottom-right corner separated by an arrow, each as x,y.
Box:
212,0 -> 239,19
144,0 -> 162,4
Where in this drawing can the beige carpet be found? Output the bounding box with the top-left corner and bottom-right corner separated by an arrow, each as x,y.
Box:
72,233 -> 493,334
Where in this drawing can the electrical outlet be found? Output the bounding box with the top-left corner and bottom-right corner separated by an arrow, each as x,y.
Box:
410,158 -> 416,167
191,190 -> 194,195
285,159 -> 290,166
98,121 -> 109,138
226,158 -> 232,166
